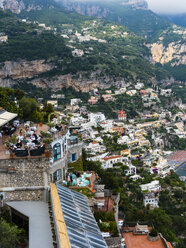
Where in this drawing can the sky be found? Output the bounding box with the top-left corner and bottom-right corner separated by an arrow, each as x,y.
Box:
147,0 -> 186,14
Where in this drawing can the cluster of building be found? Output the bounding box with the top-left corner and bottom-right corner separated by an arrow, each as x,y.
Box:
0,79 -> 185,247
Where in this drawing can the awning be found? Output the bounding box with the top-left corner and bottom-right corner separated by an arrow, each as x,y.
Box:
0,110 -> 17,127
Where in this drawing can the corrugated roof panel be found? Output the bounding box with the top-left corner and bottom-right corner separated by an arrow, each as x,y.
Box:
56,184 -> 108,248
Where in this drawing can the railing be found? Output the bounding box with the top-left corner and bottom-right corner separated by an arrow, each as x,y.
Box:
159,233 -> 171,248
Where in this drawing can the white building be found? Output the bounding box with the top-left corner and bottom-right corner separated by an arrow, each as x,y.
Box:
140,180 -> 161,192
0,35 -> 8,42
85,142 -> 106,154
102,155 -> 124,169
89,112 -> 106,126
100,120 -> 113,132
143,193 -> 159,208
70,98 -> 81,106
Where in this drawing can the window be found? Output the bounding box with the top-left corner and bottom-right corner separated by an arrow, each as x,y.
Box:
53,143 -> 61,161
71,153 -> 76,162
53,169 -> 61,182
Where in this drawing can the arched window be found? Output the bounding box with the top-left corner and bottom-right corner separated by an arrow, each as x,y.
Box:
53,143 -> 61,161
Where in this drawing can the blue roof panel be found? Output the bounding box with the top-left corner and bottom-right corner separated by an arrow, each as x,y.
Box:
56,184 -> 108,248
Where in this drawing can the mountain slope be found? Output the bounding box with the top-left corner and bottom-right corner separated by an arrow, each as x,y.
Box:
0,3 -> 172,92
55,0 -> 186,82
57,0 -> 171,41
161,13 -> 186,28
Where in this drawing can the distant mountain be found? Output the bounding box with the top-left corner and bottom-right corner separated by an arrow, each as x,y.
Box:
160,13 -> 186,28
0,0 -> 185,93
0,7 -> 171,93
56,0 -> 171,40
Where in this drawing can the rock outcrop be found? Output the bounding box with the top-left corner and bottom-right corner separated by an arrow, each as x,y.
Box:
0,60 -> 54,79
0,0 -> 25,14
149,42 -> 186,65
0,60 -> 134,92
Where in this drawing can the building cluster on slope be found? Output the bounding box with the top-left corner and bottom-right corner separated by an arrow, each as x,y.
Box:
0,78 -> 185,247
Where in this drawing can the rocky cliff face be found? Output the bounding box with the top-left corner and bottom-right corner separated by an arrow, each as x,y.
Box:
0,60 -> 54,79
0,0 -> 54,13
0,60 -> 140,92
58,0 -> 148,18
0,0 -> 25,14
57,0 -> 110,18
149,42 -> 186,65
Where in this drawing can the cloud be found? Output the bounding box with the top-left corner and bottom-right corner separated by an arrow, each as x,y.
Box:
147,0 -> 186,14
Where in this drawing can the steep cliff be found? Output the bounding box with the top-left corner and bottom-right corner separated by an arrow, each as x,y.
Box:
0,0 -> 56,13
150,42 -> 186,65
0,60 -> 54,79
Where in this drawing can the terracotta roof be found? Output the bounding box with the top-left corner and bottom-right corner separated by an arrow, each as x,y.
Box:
121,149 -> 129,153
103,155 -> 121,161
123,232 -> 167,248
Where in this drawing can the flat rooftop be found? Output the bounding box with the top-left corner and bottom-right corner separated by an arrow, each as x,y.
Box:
7,201 -> 53,248
123,232 -> 168,248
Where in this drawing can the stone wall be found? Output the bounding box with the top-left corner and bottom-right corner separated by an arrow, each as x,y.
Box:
67,143 -> 82,163
4,190 -> 44,202
0,158 -> 50,202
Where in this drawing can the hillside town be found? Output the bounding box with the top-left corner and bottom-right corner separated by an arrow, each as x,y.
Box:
0,81 -> 185,248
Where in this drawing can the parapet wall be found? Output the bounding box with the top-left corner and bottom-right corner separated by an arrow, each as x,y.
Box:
0,158 -> 50,202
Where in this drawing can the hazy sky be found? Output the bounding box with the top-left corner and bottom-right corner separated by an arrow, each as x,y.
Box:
147,0 -> 186,14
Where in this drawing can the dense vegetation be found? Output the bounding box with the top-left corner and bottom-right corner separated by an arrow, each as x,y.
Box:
0,87 -> 54,123
0,215 -> 27,248
0,10 -> 71,62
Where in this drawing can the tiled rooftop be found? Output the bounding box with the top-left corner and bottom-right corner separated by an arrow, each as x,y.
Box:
123,232 -> 170,248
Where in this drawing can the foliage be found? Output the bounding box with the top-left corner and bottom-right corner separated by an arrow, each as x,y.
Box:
0,219 -> 25,248
74,188 -> 93,198
42,138 -> 53,144
94,211 -> 115,222
19,97 -> 40,120
8,135 -> 18,145
149,228 -> 158,237
68,157 -> 84,172
0,87 -> 18,113
40,131 -> 51,138
0,9 -> 71,62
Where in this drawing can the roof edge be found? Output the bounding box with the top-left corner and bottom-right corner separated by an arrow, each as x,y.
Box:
50,183 -> 71,248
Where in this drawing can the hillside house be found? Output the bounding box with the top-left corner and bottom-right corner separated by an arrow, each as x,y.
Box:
143,192 -> 159,208
140,180 -> 161,192
117,110 -> 127,121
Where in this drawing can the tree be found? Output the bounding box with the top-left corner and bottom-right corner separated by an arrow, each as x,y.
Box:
19,97 -> 40,120
0,219 -> 22,248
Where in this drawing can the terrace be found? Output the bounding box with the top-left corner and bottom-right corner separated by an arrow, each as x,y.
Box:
123,224 -> 173,248
0,120 -> 50,160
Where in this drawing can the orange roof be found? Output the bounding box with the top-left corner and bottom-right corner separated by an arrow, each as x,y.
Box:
117,110 -> 126,113
168,242 -> 173,248
103,155 -> 121,161
92,141 -> 98,144
121,149 -> 129,153
123,232 -> 166,248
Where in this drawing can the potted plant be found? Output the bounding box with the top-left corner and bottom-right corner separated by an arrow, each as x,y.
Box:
43,138 -> 53,157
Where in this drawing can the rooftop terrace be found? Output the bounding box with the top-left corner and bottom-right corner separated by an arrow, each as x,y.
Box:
0,123 -> 49,160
